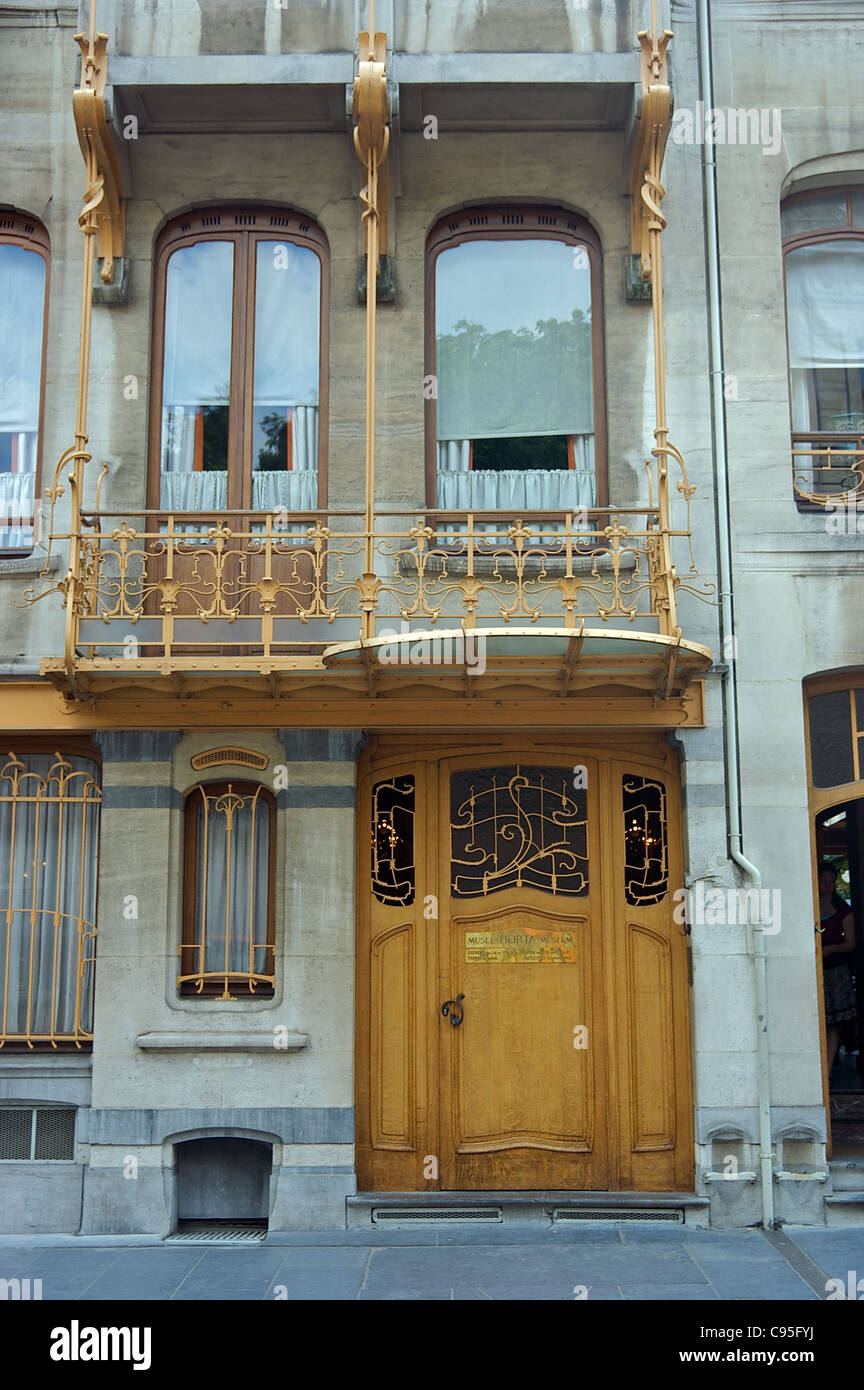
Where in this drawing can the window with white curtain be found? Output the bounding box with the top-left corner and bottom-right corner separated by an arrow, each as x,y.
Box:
428,207 -> 605,516
153,208 -> 326,518
0,217 -> 49,555
179,782 -> 275,999
782,189 -> 864,501
0,750 -> 100,1048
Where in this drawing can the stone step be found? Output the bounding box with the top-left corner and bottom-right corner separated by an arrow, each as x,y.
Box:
828,1158 -> 864,1192
825,1194 -> 864,1227
348,1191 -> 710,1230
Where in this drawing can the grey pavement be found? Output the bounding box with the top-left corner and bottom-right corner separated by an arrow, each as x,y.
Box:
0,1224 -> 862,1300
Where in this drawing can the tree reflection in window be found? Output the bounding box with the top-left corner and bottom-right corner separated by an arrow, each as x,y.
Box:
371,776 -> 415,906
450,766 -> 588,898
623,775 -> 668,906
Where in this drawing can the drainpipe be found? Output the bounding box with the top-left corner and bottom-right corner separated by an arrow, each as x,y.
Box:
696,0 -> 775,1229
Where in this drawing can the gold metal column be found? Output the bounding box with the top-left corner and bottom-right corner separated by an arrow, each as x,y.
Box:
352,3 -> 390,641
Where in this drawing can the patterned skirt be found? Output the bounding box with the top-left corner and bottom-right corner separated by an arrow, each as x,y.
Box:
824,962 -> 857,1027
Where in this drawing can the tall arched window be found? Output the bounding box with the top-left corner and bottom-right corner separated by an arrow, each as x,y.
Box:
782,188 -> 864,504
179,781 -> 276,999
426,205 -> 606,512
149,207 -> 328,513
0,212 -> 49,554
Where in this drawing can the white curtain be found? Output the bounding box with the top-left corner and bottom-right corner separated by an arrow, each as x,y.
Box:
786,242 -> 864,369
192,789 -> 270,981
0,247 -> 45,435
0,246 -> 45,551
436,437 -> 596,539
0,470 -> 37,550
0,756 -> 99,1040
786,242 -> 864,433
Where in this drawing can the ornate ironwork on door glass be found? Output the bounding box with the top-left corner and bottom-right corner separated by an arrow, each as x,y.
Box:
451,766 -> 588,898
622,775 -> 668,905
371,776 -> 415,905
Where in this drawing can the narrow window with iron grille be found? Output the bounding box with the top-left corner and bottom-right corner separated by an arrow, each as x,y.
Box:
179,781 -> 276,999
0,749 -> 100,1050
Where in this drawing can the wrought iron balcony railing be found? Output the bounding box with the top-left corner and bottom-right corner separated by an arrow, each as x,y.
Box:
39,503 -> 704,653
28,498 -> 714,699
792,437 -> 864,509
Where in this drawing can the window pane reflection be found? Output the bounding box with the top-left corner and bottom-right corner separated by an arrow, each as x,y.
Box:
252,241 -> 320,491
160,241 -> 234,502
0,245 -> 46,550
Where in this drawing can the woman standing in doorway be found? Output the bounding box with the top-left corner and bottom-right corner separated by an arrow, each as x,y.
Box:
818,862 -> 857,1075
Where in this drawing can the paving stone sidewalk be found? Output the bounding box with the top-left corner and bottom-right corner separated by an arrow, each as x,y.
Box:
1,1224 -> 863,1300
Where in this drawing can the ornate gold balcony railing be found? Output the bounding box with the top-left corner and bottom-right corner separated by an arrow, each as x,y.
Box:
792,438 -> 864,508
30,497 -> 713,699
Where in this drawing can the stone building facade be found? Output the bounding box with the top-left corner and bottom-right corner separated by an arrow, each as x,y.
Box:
0,0 -> 862,1234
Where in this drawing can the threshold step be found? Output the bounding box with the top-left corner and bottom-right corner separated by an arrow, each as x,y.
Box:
164,1220 -> 267,1244
348,1191 -> 709,1229
825,1194 -> 864,1227
828,1158 -> 864,1192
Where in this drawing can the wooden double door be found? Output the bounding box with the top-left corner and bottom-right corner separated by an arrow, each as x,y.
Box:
356,737 -> 693,1192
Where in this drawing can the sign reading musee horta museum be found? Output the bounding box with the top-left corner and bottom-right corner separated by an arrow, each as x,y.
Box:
464,928 -> 577,963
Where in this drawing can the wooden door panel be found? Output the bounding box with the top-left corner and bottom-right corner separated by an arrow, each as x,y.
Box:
356,762 -> 434,1192
613,762 -> 693,1191
370,922 -> 416,1151
438,754 -> 610,1190
448,907 -> 594,1152
626,922 -> 676,1151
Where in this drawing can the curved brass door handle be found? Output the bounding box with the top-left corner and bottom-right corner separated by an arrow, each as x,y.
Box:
441,993 -> 465,1027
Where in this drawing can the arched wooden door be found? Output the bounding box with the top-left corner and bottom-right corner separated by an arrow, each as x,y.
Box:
355,738 -> 693,1193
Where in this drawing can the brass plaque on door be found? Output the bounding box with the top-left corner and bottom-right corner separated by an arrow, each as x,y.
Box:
465,929 -> 577,963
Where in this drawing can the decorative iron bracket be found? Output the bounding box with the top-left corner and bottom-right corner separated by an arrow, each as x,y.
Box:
73,6 -> 125,285
629,22 -> 672,283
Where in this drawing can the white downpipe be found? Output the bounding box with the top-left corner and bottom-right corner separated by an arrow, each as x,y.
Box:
696,0 -> 775,1229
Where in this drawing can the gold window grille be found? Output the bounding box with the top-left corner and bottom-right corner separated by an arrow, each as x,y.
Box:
0,751 -> 100,1049
179,781 -> 276,999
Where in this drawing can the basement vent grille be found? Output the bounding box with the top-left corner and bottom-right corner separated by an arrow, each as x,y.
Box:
552,1208 -> 683,1223
166,1222 -> 267,1244
0,1107 -> 75,1161
190,747 -> 269,772
372,1208 -> 502,1223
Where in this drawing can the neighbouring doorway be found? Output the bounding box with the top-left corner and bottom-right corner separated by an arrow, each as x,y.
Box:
815,803 -> 864,1153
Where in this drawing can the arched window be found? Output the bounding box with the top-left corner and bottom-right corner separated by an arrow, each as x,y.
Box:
426,205 -> 606,512
0,213 -> 49,554
149,207 -> 328,514
782,188 -> 864,504
179,781 -> 276,998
